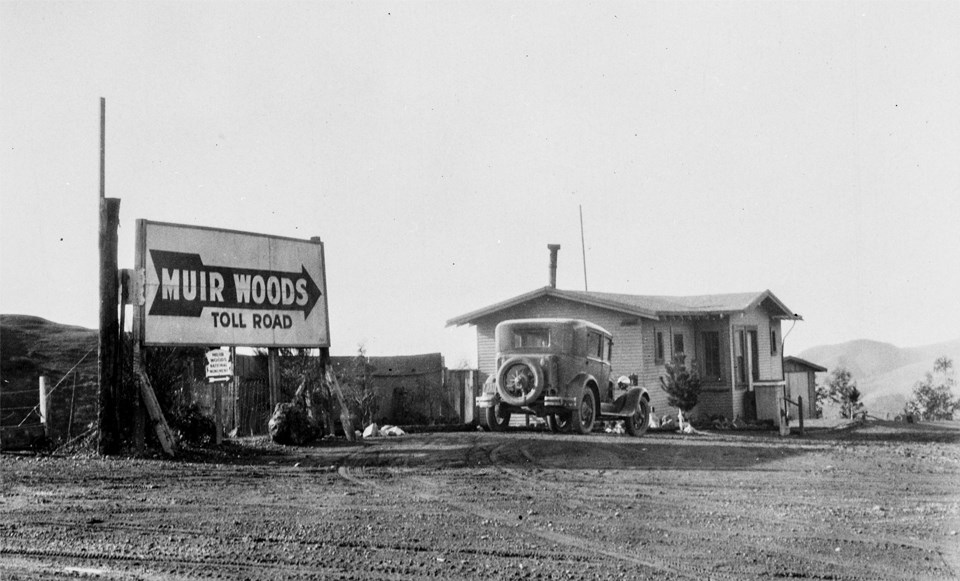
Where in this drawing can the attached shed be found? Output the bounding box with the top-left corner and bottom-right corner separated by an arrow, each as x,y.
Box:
783,356 -> 827,419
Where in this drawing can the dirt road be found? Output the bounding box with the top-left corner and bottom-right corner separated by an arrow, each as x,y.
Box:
2,420 -> 959,580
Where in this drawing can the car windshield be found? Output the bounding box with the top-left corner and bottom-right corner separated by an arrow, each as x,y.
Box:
513,328 -> 549,348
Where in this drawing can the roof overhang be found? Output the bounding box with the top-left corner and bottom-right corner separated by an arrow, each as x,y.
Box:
446,287 -> 660,327
446,287 -> 802,327
753,290 -> 803,321
783,356 -> 827,372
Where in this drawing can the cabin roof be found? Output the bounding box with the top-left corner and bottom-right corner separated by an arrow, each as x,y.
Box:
447,287 -> 801,327
783,355 -> 828,373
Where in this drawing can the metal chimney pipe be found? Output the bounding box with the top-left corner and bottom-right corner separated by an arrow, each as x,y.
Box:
547,244 -> 561,288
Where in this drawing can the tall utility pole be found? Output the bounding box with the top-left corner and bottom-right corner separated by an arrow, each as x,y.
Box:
579,205 -> 588,292
98,98 -> 122,454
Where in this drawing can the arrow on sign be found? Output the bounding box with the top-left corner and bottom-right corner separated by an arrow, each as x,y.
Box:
148,250 -> 322,318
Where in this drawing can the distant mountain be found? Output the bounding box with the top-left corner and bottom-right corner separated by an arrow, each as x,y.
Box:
796,337 -> 960,417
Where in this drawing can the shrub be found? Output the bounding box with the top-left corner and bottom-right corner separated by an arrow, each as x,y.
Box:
906,357 -> 958,420
170,403 -> 217,445
822,367 -> 864,419
659,354 -> 702,413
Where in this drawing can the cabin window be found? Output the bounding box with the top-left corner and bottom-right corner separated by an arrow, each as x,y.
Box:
735,330 -> 746,386
770,329 -> 778,355
702,331 -> 721,379
673,333 -> 685,356
514,328 -> 549,348
655,331 -> 665,364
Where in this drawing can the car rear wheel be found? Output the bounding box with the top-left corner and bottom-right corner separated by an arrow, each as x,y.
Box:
571,388 -> 596,435
625,397 -> 651,437
484,403 -> 511,432
546,413 -> 571,433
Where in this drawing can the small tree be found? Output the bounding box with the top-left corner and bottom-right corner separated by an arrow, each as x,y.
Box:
822,367 -> 864,419
906,357 -> 959,420
814,383 -> 829,418
659,354 -> 702,415
339,345 -> 380,426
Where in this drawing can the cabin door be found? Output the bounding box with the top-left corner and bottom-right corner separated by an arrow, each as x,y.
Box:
734,328 -> 759,388
786,372 -> 808,420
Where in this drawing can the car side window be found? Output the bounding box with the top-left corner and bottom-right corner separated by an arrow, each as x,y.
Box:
586,331 -> 604,359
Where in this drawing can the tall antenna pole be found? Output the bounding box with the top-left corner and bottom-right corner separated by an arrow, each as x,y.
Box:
100,97 -> 105,199
579,204 -> 588,292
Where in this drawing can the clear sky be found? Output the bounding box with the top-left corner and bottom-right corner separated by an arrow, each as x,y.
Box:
2,1 -> 959,366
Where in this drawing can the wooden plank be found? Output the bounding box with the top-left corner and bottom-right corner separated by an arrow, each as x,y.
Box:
325,369 -> 355,441
137,368 -> 177,457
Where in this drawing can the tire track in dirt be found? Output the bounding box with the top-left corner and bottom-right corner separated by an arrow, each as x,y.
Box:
339,439 -> 743,581
0,545 -> 347,580
488,441 -> 771,581
486,439 -> 915,581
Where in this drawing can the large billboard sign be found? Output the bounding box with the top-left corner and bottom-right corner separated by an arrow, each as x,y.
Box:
137,220 -> 329,347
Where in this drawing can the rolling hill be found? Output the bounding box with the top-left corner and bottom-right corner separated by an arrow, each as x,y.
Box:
1,315 -> 99,432
1,314 -> 98,383
2,314 -> 956,420
796,337 -> 960,417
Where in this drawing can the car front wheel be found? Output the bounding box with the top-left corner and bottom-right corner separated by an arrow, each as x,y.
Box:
625,397 -> 650,437
571,388 -> 596,435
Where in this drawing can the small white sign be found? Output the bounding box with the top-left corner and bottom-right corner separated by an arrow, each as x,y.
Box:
205,348 -> 233,383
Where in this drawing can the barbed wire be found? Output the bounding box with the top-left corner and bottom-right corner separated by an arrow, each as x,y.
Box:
15,346 -> 97,428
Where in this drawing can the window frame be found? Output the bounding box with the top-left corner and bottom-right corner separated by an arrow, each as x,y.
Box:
513,328 -> 550,349
654,330 -> 665,364
586,330 -> 605,361
673,333 -> 685,357
701,330 -> 722,381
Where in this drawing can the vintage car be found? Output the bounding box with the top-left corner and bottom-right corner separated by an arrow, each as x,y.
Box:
477,318 -> 650,436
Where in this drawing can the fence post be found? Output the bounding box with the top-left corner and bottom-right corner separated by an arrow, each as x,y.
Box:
38,376 -> 48,433
268,348 -> 281,414
213,381 -> 223,445
798,395 -> 804,436
778,385 -> 790,436
231,346 -> 239,436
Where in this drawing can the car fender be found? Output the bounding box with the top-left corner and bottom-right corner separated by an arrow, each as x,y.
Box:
601,387 -> 651,417
611,387 -> 643,414
481,374 -> 497,395
563,372 -> 599,400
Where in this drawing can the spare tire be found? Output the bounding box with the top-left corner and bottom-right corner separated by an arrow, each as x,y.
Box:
497,357 -> 544,406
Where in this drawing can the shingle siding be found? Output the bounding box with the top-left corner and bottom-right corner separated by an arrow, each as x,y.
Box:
477,322 -> 497,379
696,391 -> 732,419
729,308 -> 783,381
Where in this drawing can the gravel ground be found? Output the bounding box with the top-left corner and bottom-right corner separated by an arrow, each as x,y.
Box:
2,420 -> 958,580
